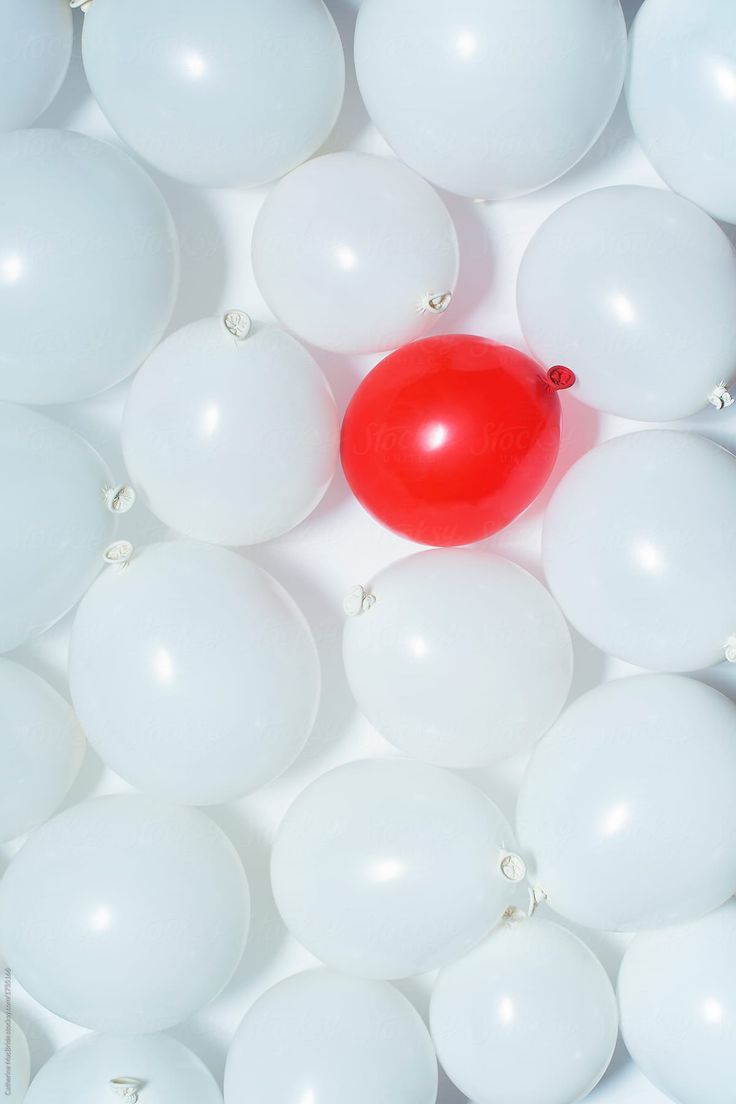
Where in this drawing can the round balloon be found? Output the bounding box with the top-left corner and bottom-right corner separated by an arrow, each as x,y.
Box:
224,968 -> 437,1104
122,315 -> 339,545
25,1032 -> 223,1104
343,549 -> 572,767
0,659 -> 85,842
627,0 -> 736,224
618,899 -> 736,1104
543,429 -> 736,671
518,185 -> 736,420
69,542 -> 320,805
3,1021 -> 30,1104
0,403 -> 117,653
82,0 -> 344,188
0,0 -> 72,131
355,0 -> 626,200
252,152 -> 459,354
0,794 -> 250,1033
516,675 -> 736,931
341,335 -> 563,546
271,758 -> 522,979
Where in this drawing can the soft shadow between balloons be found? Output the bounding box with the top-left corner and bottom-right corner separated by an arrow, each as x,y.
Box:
432,193 -> 496,335
319,0 -> 373,152
35,7 -> 91,127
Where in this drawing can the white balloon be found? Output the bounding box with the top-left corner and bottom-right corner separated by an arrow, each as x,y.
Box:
82,0 -> 344,188
252,152 -> 459,354
516,675 -> 736,931
0,403 -> 117,653
224,968 -> 438,1104
627,0 -> 736,224
271,758 -> 522,979
354,0 -> 626,200
25,1032 -> 222,1104
543,429 -> 736,671
3,1021 -> 30,1104
0,129 -> 178,404
0,794 -> 250,1033
122,315 -> 339,545
431,917 -> 618,1104
343,549 -> 572,768
517,186 -> 736,421
0,659 -> 85,842
618,899 -> 736,1104
0,0 -> 72,131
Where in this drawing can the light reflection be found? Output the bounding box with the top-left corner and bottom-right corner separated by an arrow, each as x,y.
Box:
297,1091 -> 316,1104
455,31 -> 478,59
335,245 -> 357,271
182,50 -> 206,80
600,802 -> 630,838
424,422 -> 448,451
408,633 -> 429,659
369,857 -> 405,883
153,646 -> 175,684
202,403 -> 220,437
1,254 -> 24,283
609,292 -> 637,326
498,995 -> 515,1024
89,905 -> 112,932
713,59 -> 736,101
702,997 -> 724,1024
636,541 -> 664,574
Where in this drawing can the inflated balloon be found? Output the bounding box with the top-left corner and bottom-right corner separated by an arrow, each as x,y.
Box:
252,153 -> 459,354
0,403 -> 118,653
355,0 -> 626,200
224,968 -> 437,1104
0,0 -> 72,130
3,1020 -> 30,1104
516,675 -> 736,931
69,542 -> 320,805
343,549 -> 572,767
123,315 -> 339,545
543,430 -> 736,671
0,795 -> 250,1033
430,917 -> 618,1104
627,0 -> 736,224
82,0 -> 344,188
518,186 -> 736,420
618,899 -> 736,1104
0,659 -> 85,842
0,129 -> 178,404
271,758 -> 523,979
341,335 -> 565,546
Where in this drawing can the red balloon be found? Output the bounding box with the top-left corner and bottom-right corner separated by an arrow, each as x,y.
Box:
341,334 -> 568,546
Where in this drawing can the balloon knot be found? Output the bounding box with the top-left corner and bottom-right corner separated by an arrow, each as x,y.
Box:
223,310 -> 252,341
499,851 -> 527,883
417,292 -> 452,315
547,365 -> 576,391
70,0 -> 94,11
708,381 -> 734,410
109,1079 -> 143,1101
725,635 -> 736,663
103,484 -> 137,514
104,541 -> 134,570
343,584 -> 376,617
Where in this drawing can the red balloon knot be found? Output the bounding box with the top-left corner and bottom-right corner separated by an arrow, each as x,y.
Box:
547,365 -> 576,391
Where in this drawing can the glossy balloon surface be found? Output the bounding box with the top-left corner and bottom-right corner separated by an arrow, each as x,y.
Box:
0,0 -> 72,131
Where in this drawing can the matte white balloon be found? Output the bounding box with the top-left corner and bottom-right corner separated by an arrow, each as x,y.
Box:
225,968 -> 437,1104
0,659 -> 85,842
0,403 -> 116,653
122,316 -> 339,545
543,430 -> 736,671
4,1021 -> 30,1104
252,152 -> 459,354
618,899 -> 736,1104
516,675 -> 736,931
0,795 -> 250,1033
343,550 -> 572,768
271,758 -> 521,979
517,186 -> 736,420
354,0 -> 626,200
82,0 -> 344,188
627,0 -> 736,224
431,917 -> 618,1104
69,542 -> 320,805
0,0 -> 72,131
0,129 -> 178,404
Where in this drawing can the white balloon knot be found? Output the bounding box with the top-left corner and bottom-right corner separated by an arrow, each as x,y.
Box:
223,310 -> 252,341
708,381 -> 734,410
103,484 -> 137,514
502,906 -> 528,925
104,540 -> 134,569
109,1079 -> 143,1102
70,0 -> 94,11
498,851 -> 527,883
417,291 -> 452,315
725,635 -> 736,663
343,584 -> 376,617
528,885 -> 548,917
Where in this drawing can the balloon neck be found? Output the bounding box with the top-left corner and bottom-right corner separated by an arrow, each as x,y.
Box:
546,365 -> 576,392
417,291 -> 452,316
498,851 -> 527,882
109,1079 -> 143,1102
103,484 -> 137,514
725,635 -> 736,663
70,0 -> 94,11
223,310 -> 252,341
343,584 -> 376,617
708,380 -> 734,410
104,541 -> 134,570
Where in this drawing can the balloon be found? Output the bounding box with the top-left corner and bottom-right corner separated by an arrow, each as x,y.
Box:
543,429 -> 736,671
25,1032 -> 223,1104
69,542 -> 320,805
431,917 -> 618,1104
252,153 -> 459,354
354,0 -> 626,200
0,129 -> 178,404
3,1020 -> 30,1104
122,315 -> 339,545
618,899 -> 736,1104
0,403 -> 117,653
0,794 -> 250,1033
516,675 -> 736,932
341,335 -> 564,546
224,968 -> 437,1104
0,659 -> 85,842
627,0 -> 736,225
343,549 -> 572,767
0,0 -> 72,131
271,758 -> 523,979
517,185 -> 736,421
81,0 -> 344,188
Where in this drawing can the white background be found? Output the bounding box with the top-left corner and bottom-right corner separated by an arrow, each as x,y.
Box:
3,1 -> 736,1100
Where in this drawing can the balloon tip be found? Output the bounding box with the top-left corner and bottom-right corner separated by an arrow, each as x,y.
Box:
708,381 -> 734,410
223,310 -> 252,341
343,584 -> 375,617
109,1078 -> 143,1101
547,365 -> 576,391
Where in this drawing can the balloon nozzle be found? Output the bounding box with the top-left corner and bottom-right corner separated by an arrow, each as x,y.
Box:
109,1079 -> 143,1101
546,365 -> 576,391
343,584 -> 376,617
708,381 -> 734,410
223,310 -> 252,341
103,484 -> 136,514
725,635 -> 736,663
418,292 -> 452,315
104,541 -> 134,570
